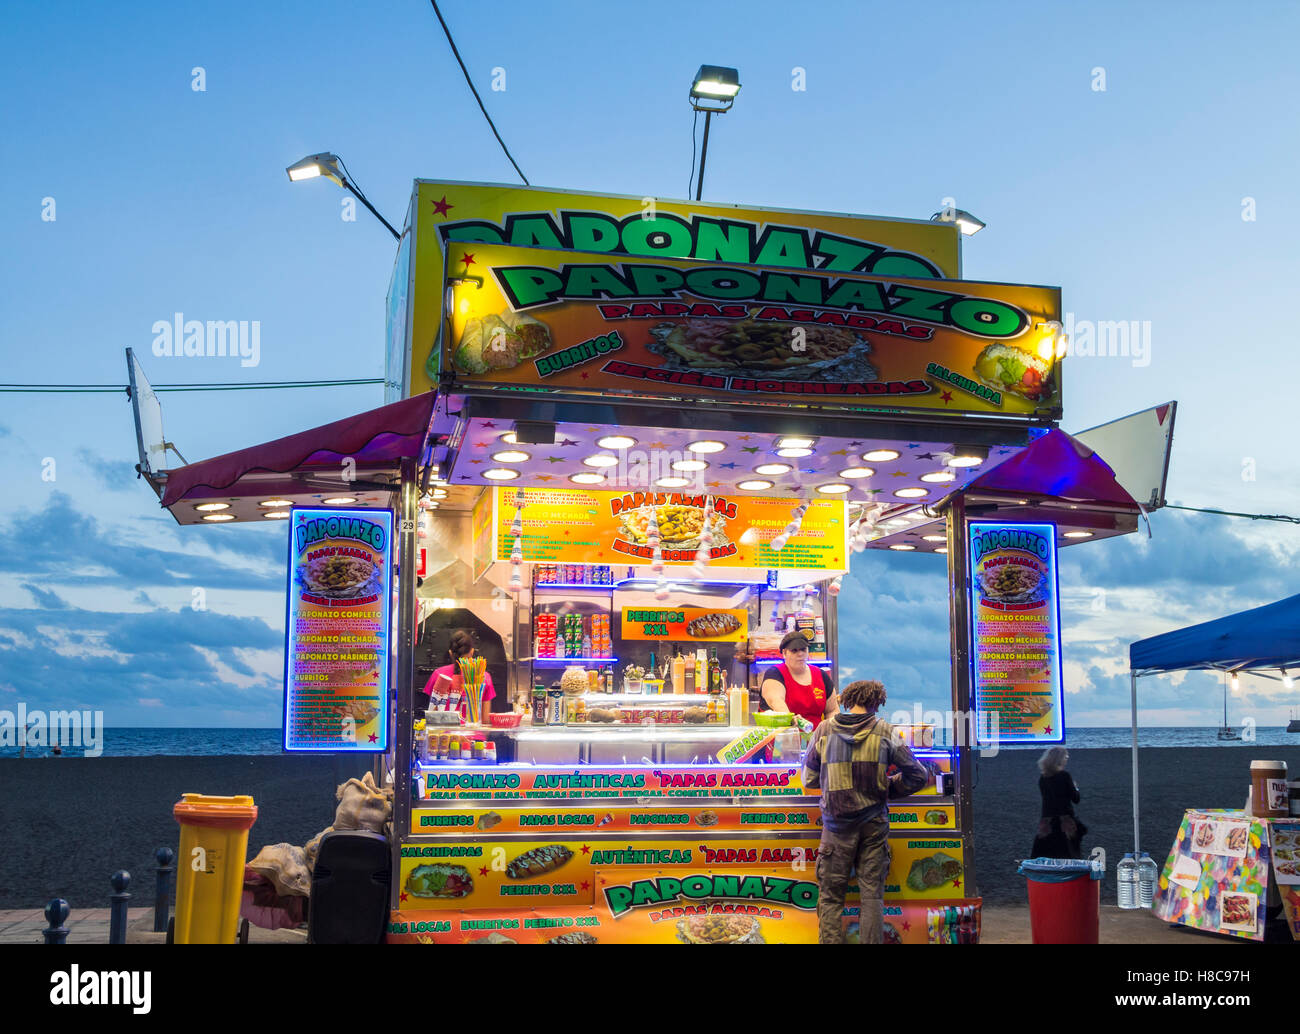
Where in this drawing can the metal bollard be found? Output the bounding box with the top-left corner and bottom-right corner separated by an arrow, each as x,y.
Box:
109,871 -> 131,945
43,899 -> 70,945
154,847 -> 175,932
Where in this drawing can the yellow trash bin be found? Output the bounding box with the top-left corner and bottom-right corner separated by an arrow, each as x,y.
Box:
172,793 -> 258,944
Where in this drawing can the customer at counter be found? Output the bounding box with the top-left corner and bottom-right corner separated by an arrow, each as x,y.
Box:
759,631 -> 836,728
803,679 -> 930,945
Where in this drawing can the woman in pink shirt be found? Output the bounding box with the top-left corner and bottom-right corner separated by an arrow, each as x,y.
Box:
422,630 -> 496,720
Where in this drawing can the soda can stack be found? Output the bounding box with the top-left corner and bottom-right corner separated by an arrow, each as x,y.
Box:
535,613 -> 557,658
590,613 -> 611,657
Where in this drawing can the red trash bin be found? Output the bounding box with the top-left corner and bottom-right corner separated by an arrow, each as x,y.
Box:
1021,858 -> 1100,944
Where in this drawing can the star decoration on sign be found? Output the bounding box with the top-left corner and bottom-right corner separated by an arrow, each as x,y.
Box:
430,195 -> 454,217
737,434 -> 754,441
915,452 -> 936,460
459,475 -> 473,481
580,372 -> 590,379
368,733 -> 377,742
1044,725 -> 1052,736
544,456 -> 564,464
741,446 -> 761,454
867,488 -> 884,494
999,448 -> 1013,455
559,438 -> 580,447
901,920 -> 911,932
848,441 -> 864,448
479,866 -> 489,876
459,253 -> 475,270
940,391 -> 954,405
480,420 -> 496,428
707,481 -> 722,488
906,443 -> 920,449
581,844 -> 591,855
581,880 -> 591,891
719,462 -> 738,469
829,449 -> 849,456
585,426 -> 601,433
474,441 -> 490,448
647,441 -> 668,450
890,470 -> 909,478
535,474 -> 555,481
469,459 -> 484,464
400,891 -> 408,902
952,878 -> 961,889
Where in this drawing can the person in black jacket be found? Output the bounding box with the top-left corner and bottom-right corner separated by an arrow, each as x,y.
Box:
1031,746 -> 1087,859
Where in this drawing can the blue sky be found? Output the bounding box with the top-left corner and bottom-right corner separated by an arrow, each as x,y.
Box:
1,0 -> 1297,727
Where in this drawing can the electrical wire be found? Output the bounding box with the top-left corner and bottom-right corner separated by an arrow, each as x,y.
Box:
427,0 -> 529,185
1163,504 -> 1300,525
688,107 -> 699,198
0,378 -> 384,394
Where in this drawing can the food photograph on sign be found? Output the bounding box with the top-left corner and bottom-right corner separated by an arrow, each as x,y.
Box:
967,522 -> 1065,743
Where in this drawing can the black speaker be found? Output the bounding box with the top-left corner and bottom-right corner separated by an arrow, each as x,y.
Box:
308,830 -> 392,944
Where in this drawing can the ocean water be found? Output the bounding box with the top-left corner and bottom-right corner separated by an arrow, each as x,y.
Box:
0,726 -> 1295,757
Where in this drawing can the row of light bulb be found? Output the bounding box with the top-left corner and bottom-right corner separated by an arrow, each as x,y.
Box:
192,496 -> 363,522
478,432 -> 984,497
1230,670 -> 1294,690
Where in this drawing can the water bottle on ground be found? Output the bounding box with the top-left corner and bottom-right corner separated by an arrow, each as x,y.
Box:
1137,852 -> 1158,908
1117,853 -> 1138,909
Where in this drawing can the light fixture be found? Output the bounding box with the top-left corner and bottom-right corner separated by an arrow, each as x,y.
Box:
755,463 -> 793,476
285,152 -> 400,240
935,547 -> 948,554
202,513 -> 236,522
690,65 -> 741,103
885,519 -> 909,528
687,440 -> 726,453
493,450 -> 530,463
655,476 -> 691,488
923,534 -> 947,542
432,489 -> 447,498
582,454 -> 619,468
263,511 -> 291,519
1230,671 -> 1240,692
945,444 -> 989,468
194,502 -> 231,512
920,471 -> 956,483
598,435 -> 637,449
776,436 -> 817,450
1283,668 -> 1294,689
777,447 -> 813,458
894,488 -> 929,498
839,467 -> 874,479
889,544 -> 916,551
689,65 -> 741,199
570,472 -> 605,485
498,431 -> 520,445
322,496 -> 357,505
738,479 -> 773,491
862,449 -> 900,462
930,207 -> 986,236
286,152 -> 342,184
1063,531 -> 1094,539
259,498 -> 294,508
672,459 -> 709,471
817,484 -> 851,494
483,468 -> 520,480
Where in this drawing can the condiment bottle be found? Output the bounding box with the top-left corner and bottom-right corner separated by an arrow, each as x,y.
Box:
672,649 -> 686,694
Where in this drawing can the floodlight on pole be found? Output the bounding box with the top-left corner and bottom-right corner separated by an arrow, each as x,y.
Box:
930,207 -> 986,237
688,65 -> 741,201
286,152 -> 400,240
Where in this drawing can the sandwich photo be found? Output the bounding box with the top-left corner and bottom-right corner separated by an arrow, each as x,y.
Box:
454,310 -> 552,375
404,863 -> 474,899
973,343 -> 1052,402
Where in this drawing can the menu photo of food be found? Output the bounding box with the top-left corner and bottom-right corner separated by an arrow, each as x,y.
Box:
1272,828 -> 1300,885
648,317 -> 878,383
620,502 -> 730,554
975,556 -> 1047,607
1191,819 -> 1251,859
1218,890 -> 1258,934
296,552 -> 382,600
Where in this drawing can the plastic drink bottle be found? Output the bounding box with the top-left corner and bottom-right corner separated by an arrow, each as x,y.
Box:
1137,852 -> 1158,908
1117,853 -> 1138,909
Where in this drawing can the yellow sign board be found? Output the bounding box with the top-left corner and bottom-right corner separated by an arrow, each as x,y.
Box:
397,181 -> 961,399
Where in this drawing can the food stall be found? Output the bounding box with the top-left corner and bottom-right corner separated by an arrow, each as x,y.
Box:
142,180 -> 1158,945
1131,596 -> 1300,942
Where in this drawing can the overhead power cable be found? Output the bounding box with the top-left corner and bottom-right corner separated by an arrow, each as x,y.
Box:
427,0 -> 530,185
1163,504 -> 1300,525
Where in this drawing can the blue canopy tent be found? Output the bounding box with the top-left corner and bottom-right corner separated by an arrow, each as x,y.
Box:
1126,593 -> 1300,852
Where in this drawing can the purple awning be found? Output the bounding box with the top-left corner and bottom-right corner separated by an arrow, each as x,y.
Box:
161,393 -> 437,507
961,428 -> 1142,508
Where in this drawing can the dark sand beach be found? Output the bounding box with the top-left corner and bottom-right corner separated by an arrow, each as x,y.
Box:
1,746 -> 1296,910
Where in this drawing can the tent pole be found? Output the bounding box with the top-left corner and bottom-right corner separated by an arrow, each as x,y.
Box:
1130,669 -> 1140,855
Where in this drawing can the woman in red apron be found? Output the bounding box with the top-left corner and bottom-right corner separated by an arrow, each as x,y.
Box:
759,631 -> 837,728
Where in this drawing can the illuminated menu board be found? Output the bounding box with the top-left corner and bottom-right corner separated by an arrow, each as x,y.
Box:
283,507 -> 392,752
967,521 -> 1064,744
